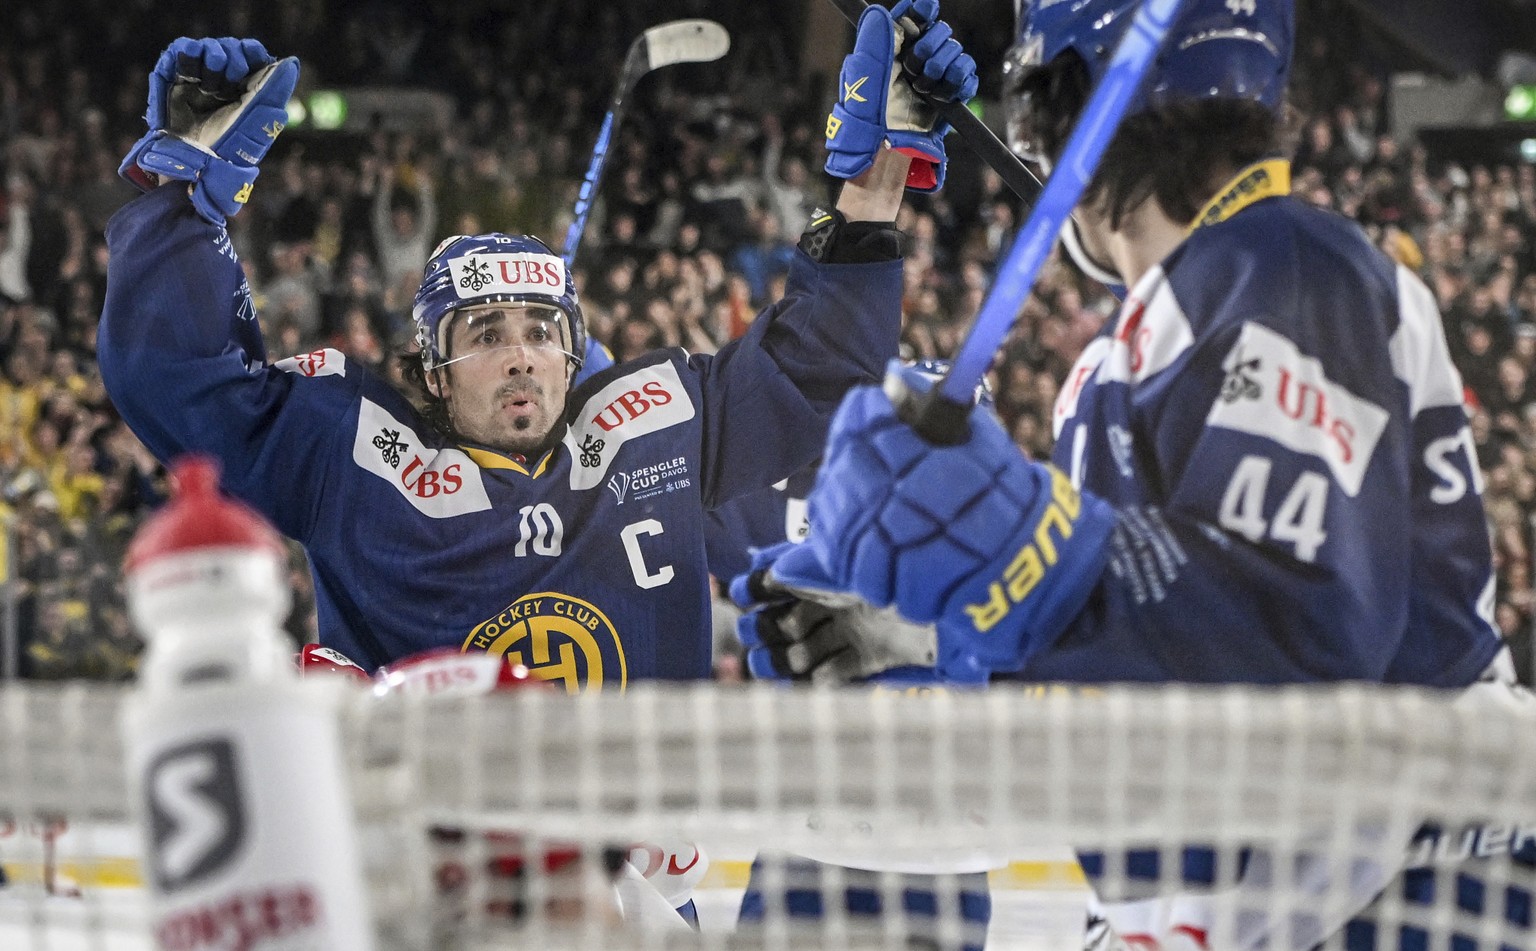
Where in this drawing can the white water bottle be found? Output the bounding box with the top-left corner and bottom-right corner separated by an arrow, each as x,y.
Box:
122,456 -> 374,951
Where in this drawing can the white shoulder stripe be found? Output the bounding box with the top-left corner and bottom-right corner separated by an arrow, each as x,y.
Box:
564,361 -> 696,490
1095,267 -> 1195,387
1390,265 -> 1465,417
273,348 -> 346,378
1206,323 -> 1388,497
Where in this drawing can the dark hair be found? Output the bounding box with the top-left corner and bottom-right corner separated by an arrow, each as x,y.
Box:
396,349 -> 455,439
1020,53 -> 1284,230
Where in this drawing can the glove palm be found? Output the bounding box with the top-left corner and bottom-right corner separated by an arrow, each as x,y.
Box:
824,0 -> 978,193
732,542 -> 940,685
119,37 -> 299,226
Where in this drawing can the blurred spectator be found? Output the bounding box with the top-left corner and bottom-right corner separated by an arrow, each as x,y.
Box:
263,242 -> 324,341
729,208 -> 794,306
0,180 -> 33,301
371,162 -> 437,293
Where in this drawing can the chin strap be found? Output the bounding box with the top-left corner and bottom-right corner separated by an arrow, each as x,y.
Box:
1059,215 -> 1125,288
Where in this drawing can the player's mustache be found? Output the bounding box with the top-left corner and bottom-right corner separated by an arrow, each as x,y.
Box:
496,378 -> 542,402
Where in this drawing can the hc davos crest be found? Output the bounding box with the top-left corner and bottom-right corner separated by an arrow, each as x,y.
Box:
463,592 -> 626,693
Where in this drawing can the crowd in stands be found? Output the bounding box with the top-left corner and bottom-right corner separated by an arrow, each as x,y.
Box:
2,0 -> 1534,682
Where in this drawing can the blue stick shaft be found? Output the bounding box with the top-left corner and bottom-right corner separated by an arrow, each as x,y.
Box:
934,0 -> 1189,410
563,109 -> 617,267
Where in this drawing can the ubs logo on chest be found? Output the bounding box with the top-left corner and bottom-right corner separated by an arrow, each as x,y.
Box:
353,399 -> 493,517
565,362 -> 696,490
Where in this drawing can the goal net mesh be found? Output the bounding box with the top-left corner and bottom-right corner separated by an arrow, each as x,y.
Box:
3,681 -> 1535,950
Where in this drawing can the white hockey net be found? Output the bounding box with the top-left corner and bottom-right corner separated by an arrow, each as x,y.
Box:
3,681 -> 1536,950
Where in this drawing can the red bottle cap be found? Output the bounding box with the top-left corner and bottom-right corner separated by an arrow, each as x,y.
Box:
125,455 -> 284,574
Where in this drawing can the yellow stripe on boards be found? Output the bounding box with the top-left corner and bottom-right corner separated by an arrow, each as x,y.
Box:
697,859 -> 1088,891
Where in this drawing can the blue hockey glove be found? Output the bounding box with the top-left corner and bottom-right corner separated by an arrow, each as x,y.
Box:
824,0 -> 978,193
797,362 -> 1116,680
119,37 -> 299,226
730,542 -> 942,685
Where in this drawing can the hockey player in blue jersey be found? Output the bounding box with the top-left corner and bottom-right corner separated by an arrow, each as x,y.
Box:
740,0 -> 1507,716
97,23 -> 978,685
735,0 -> 1519,945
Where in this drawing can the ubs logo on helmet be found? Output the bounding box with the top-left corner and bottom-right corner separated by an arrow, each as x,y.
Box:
447,252 -> 567,300
463,592 -> 626,693
459,256 -> 494,292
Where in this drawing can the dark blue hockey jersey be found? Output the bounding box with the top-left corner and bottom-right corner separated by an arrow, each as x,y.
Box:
98,186 -> 901,682
704,468 -> 817,582
1028,160 -> 1501,686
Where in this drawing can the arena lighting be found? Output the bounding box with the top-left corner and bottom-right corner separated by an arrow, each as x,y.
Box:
285,96 -> 307,127
307,90 -> 348,130
1522,138 -> 1536,163
1508,83 -> 1536,121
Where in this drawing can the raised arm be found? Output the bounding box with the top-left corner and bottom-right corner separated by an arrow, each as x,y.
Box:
691,1 -> 977,508
99,39 -> 354,543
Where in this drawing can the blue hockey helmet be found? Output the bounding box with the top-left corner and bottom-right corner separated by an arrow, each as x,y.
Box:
411,233 -> 586,374
1005,0 -> 1294,159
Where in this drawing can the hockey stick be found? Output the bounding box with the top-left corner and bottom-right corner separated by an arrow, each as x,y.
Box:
909,0 -> 1189,440
561,20 -> 730,269
825,0 -> 1043,205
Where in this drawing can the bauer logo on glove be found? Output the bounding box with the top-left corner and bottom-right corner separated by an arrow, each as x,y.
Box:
961,465 -> 1085,633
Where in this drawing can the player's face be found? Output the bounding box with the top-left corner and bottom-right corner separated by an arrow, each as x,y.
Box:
436,304 -> 572,454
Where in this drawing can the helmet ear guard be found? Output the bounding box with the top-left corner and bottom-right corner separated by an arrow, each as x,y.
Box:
411,233 -> 587,377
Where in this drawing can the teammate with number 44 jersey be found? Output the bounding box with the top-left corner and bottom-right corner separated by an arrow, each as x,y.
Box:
1006,0 -> 1505,687
98,32 -> 975,685
741,0 -> 1508,690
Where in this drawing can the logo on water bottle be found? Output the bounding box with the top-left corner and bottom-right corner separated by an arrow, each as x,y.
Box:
145,737 -> 248,893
